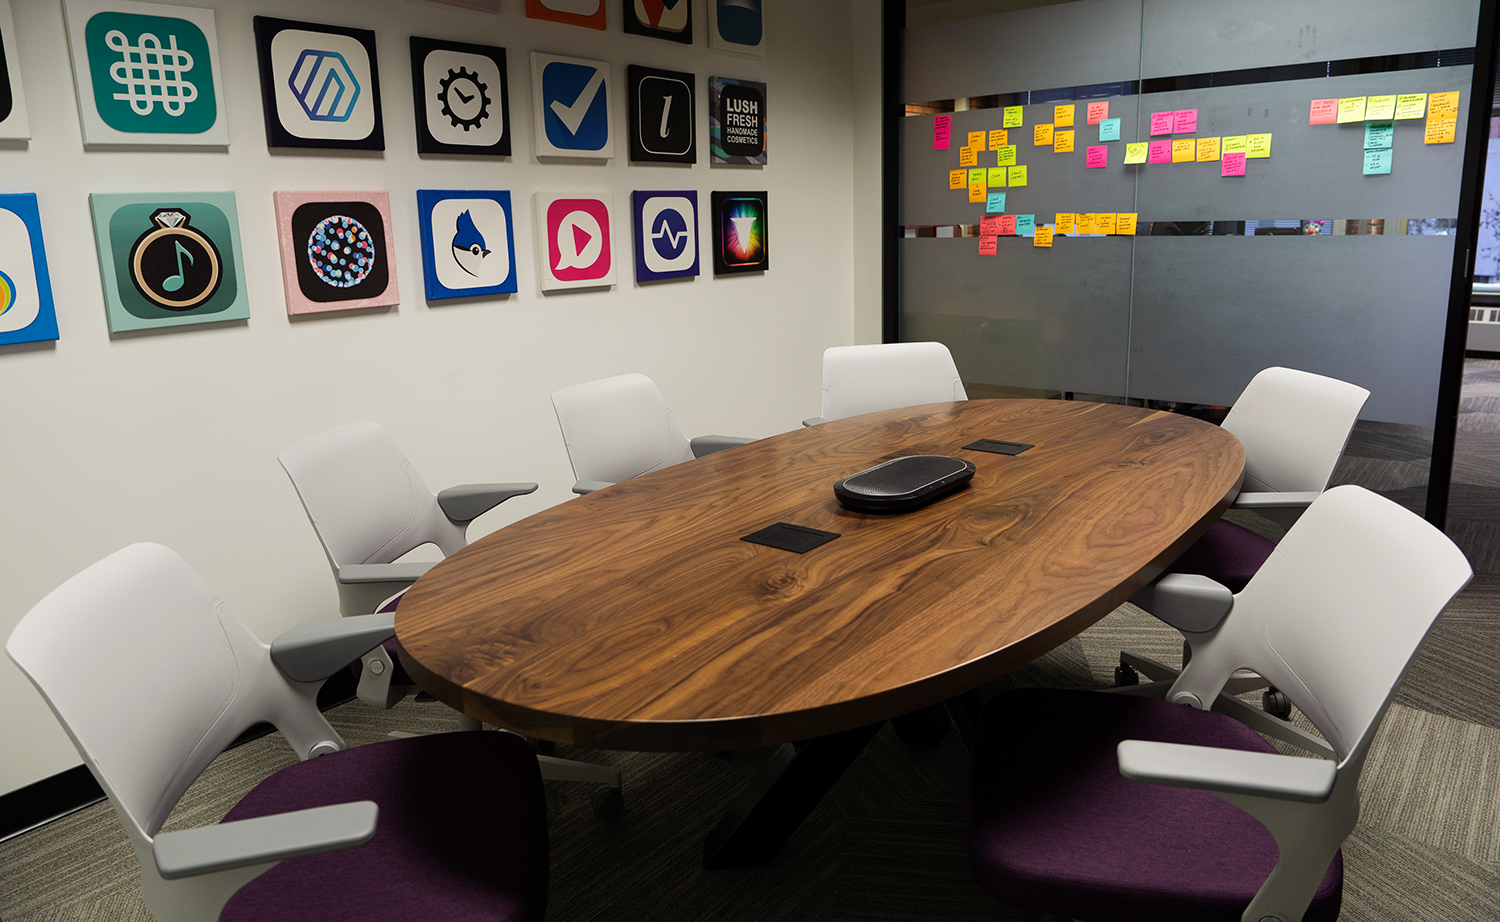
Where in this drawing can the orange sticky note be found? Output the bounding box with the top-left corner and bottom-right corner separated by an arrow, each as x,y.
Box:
1425,118 -> 1457,144
978,236 -> 998,255
1116,213 -> 1138,235
967,131 -> 986,151
988,129 -> 1007,150
1171,139 -> 1194,162
959,146 -> 978,167
1429,91 -> 1460,120
1309,99 -> 1338,125
1056,213 -> 1076,234
969,182 -> 986,203
1094,213 -> 1117,235
1076,213 -> 1097,235
1196,137 -> 1221,161
1034,226 -> 1055,247
1054,129 -> 1075,153
1054,104 -> 1075,127
1034,123 -> 1054,146
1086,101 -> 1109,124
949,169 -> 967,189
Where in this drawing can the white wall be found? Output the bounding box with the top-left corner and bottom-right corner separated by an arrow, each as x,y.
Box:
0,0 -> 879,796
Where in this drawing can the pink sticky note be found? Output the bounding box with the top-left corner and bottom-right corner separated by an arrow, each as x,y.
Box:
1148,140 -> 1172,163
1085,145 -> 1107,168
933,115 -> 951,150
1086,101 -> 1109,125
997,215 -> 1018,235
980,215 -> 1003,235
1221,151 -> 1247,177
1149,111 -> 1173,135
1309,99 -> 1338,125
1173,109 -> 1198,133
978,236 -> 997,255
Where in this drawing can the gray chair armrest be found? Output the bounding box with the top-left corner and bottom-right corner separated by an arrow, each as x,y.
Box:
1232,491 -> 1321,511
270,612 -> 397,682
573,480 -> 614,494
690,435 -> 755,457
1130,573 -> 1234,633
1118,740 -> 1336,804
337,562 -> 434,585
802,417 -> 828,427
437,483 -> 539,524
153,801 -> 378,880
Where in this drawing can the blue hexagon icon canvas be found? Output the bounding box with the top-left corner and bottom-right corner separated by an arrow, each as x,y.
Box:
253,16 -> 384,150
0,194 -> 59,345
417,190 -> 517,301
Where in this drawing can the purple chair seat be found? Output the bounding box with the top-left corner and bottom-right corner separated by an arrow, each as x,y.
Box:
221,731 -> 548,922
970,688 -> 1341,922
1164,519 -> 1276,592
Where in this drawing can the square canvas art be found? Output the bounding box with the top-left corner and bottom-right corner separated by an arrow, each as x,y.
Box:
0,0 -> 32,139
254,16 -> 384,151
410,37 -> 510,156
417,189 -> 517,300
631,190 -> 698,282
623,0 -> 690,43
526,0 -> 605,30
709,76 -> 765,164
62,0 -> 228,146
627,65 -> 694,163
534,191 -> 615,291
89,192 -> 247,332
710,190 -> 767,275
531,52 -> 613,159
0,194 -> 59,345
708,0 -> 763,56
273,191 -> 399,314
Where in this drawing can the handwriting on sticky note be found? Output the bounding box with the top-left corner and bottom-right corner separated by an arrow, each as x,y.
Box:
1054,130 -> 1075,153
969,182 -> 986,203
1124,142 -> 1148,164
1364,122 -> 1394,150
987,167 -> 1008,186
978,236 -> 997,255
1429,91 -> 1460,120
967,131 -> 985,151
986,192 -> 1007,212
996,145 -> 1017,166
1309,99 -> 1338,125
1395,94 -> 1427,120
1172,139 -> 1194,162
1148,140 -> 1172,163
933,115 -> 951,149
1054,105 -> 1075,127
1174,109 -> 1198,133
1425,118 -> 1457,144
1116,213 -> 1138,235
1099,118 -> 1121,142
1086,145 -> 1107,168
1197,137 -> 1221,161
1149,111 -> 1173,135
1363,148 -> 1393,175
1337,97 -> 1367,123
1004,106 -> 1023,128
1087,101 -> 1109,125
960,147 -> 978,167
1221,151 -> 1247,176
997,214 -> 1017,235
1034,124 -> 1054,146
1016,214 -> 1036,236
969,168 -> 986,185
1009,165 -> 1028,186
1034,226 -> 1055,247
1076,213 -> 1096,234
1221,135 -> 1248,154
988,129 -> 1007,150
1056,213 -> 1076,234
980,214 -> 1003,236
949,169 -> 967,190
1365,95 -> 1397,120
1094,213 -> 1116,235
1246,134 -> 1272,158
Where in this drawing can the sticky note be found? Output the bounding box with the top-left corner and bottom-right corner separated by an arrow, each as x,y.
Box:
968,131 -> 986,151
1365,95 -> 1397,120
1034,226 -> 1055,247
1016,214 -> 1036,236
1087,101 -> 1109,124
1076,213 -> 1097,234
1085,145 -> 1107,168
969,168 -> 987,185
986,192 -> 1007,212
1056,213 -> 1076,234
1246,134 -> 1272,158
988,129 -> 1007,150
1363,148 -> 1393,175
1008,165 -> 1028,186
1149,111 -> 1173,135
1221,151 -> 1247,176
1310,99 -> 1338,125
987,167 -> 1008,186
1054,130 -> 1075,153
1221,135 -> 1248,154
960,147 -> 978,167
1429,91 -> 1460,120
980,214 -> 1004,235
1124,142 -> 1148,164
1364,122 -> 1394,150
1054,105 -> 1075,127
933,115 -> 951,149
1034,124 -> 1054,146
1148,140 -> 1172,163
1116,213 -> 1138,235
997,214 -> 1017,235
1337,97 -> 1367,123
949,169 -> 967,189
1425,118 -> 1457,144
1003,106 -> 1023,128
996,145 -> 1017,166
1172,139 -> 1194,162
978,236 -> 998,255
1197,137 -> 1221,161
1099,118 -> 1121,142
1395,94 -> 1428,120
1174,109 -> 1198,133
969,182 -> 986,202
1094,213 -> 1117,235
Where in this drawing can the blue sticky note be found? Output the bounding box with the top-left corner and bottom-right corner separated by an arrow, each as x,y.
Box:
1364,122 -> 1394,150
1099,118 -> 1121,142
1017,214 -> 1036,236
1363,148 -> 1393,175
986,192 -> 1007,213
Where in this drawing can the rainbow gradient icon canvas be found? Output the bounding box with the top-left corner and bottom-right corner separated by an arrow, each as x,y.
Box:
710,191 -> 767,275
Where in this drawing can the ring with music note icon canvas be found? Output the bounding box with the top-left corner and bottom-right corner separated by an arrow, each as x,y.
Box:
274,191 -> 399,315
62,0 -> 229,147
89,192 -> 247,333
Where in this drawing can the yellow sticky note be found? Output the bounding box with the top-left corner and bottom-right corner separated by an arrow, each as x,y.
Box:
1056,213 -> 1076,234
1429,91 -> 1460,120
1246,133 -> 1272,158
1425,118 -> 1457,144
987,167 -> 1008,186
1196,137 -> 1221,161
1365,95 -> 1397,120
1395,93 -> 1428,120
1116,213 -> 1138,235
1034,226 -> 1055,247
968,168 -> 986,185
1003,106 -> 1023,128
948,169 -> 967,189
968,131 -> 986,151
988,129 -> 1007,150
1008,165 -> 1028,186
1054,104 -> 1075,127
1054,130 -> 1075,153
1171,139 -> 1194,162
968,182 -> 986,203
1076,213 -> 1097,235
1124,142 -> 1148,164
995,144 -> 1017,166
959,147 -> 978,167
1337,97 -> 1367,123
1221,135 -> 1248,154
1095,213 -> 1117,235
1034,123 -> 1054,146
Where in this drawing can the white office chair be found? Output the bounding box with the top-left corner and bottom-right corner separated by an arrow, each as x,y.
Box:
551,373 -> 753,494
803,341 -> 968,426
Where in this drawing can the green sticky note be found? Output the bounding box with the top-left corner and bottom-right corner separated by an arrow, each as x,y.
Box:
986,167 -> 1008,186
1364,122 -> 1394,149
1124,142 -> 1148,164
986,192 -> 1007,213
968,168 -> 987,185
1016,214 -> 1036,236
1363,148 -> 1393,175
1098,118 -> 1120,142
995,144 -> 1017,166
1008,165 -> 1028,186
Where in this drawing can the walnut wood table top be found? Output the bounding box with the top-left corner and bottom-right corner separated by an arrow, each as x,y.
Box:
396,399 -> 1244,752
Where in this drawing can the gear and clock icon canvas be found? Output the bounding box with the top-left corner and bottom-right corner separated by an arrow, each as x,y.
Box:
410,37 -> 510,156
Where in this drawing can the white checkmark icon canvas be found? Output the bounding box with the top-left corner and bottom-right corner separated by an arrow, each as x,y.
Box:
531,51 -> 614,159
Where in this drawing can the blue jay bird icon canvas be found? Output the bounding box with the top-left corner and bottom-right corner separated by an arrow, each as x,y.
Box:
417,190 -> 517,300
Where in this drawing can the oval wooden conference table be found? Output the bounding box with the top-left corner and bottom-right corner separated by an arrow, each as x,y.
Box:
396,398 -> 1244,867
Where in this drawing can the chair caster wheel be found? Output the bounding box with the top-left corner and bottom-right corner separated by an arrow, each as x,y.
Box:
1262,689 -> 1292,720
528,737 -> 556,754
1114,663 -> 1140,687
591,786 -> 624,820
